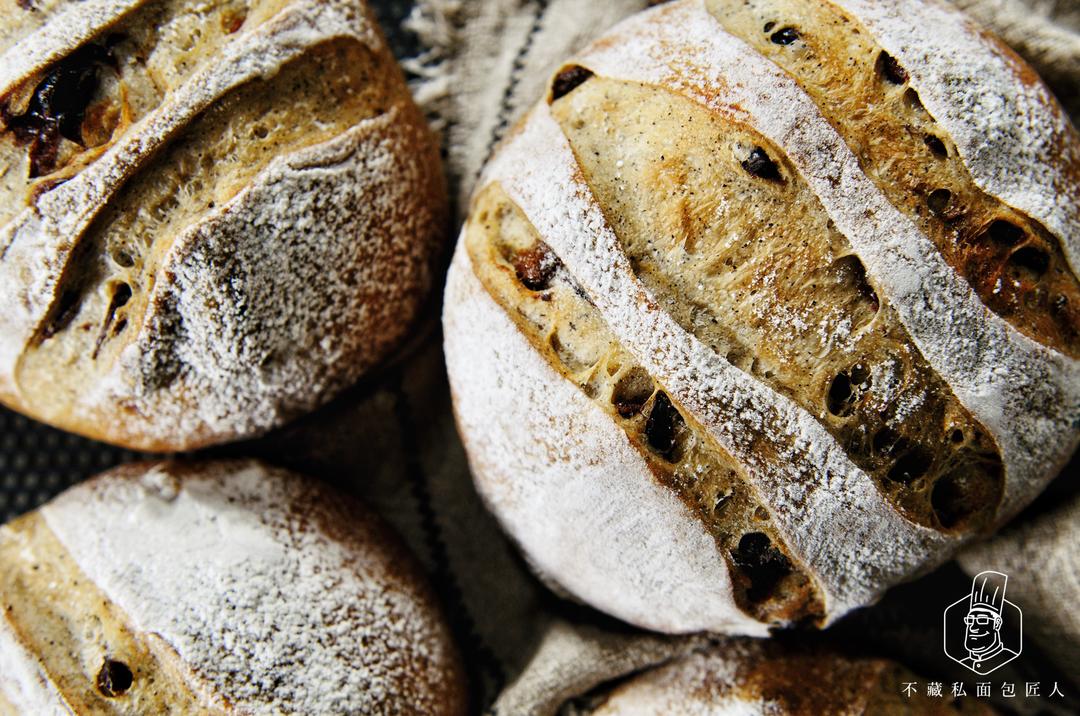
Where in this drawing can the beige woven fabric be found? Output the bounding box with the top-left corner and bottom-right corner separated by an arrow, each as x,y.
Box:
361,1 -> 1080,713
405,0 -> 654,209
490,623 -> 708,716
958,495 -> 1080,690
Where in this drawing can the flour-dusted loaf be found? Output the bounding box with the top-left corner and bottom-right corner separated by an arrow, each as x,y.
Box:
0,0 -> 446,451
444,0 -> 1080,635
563,641 -> 994,715
0,460 -> 467,714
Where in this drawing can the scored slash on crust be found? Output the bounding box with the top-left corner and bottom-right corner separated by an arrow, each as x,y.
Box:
446,0 -> 1080,634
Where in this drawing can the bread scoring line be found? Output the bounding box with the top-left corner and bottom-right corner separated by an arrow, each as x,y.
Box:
827,0 -> 1080,277
39,462 -> 456,714
576,0 -> 1080,521
88,105 -> 431,445
0,0 -> 380,398
0,0 -> 144,95
444,242 -> 767,635
482,103 -> 949,621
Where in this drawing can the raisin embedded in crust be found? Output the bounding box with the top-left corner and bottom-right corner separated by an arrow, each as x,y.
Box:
96,659 -> 133,697
465,182 -> 825,628
551,65 -> 595,102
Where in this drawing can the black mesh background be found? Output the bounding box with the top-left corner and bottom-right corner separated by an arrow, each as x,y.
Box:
0,409 -> 141,521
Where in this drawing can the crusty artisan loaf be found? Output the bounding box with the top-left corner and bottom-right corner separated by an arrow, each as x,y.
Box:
0,460 -> 467,714
563,641 -> 994,715
444,0 -> 1080,635
0,0 -> 446,451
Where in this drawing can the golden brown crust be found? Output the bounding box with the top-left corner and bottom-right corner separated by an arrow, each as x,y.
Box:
0,0 -> 446,451
706,0 -> 1080,358
0,460 -> 468,714
0,511 -> 213,714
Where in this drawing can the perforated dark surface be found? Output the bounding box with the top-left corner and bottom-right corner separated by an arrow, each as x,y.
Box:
0,409 -> 141,522
0,0 -> 420,525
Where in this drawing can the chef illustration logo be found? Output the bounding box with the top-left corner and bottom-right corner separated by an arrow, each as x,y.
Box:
943,570 -> 1022,675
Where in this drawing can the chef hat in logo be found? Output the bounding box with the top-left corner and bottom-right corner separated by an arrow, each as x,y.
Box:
968,570 -> 1008,616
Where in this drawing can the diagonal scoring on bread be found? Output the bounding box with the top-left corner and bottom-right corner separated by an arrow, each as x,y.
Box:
0,0 -> 143,83
708,0 -> 1080,358
0,0 -> 291,225
575,0 -> 1079,526
824,0 -> 1080,278
14,37 -> 395,432
0,0 -> 381,383
464,185 -> 824,628
0,0 -> 444,450
447,0 -> 1080,633
551,76 -> 1003,535
474,104 -> 950,624
447,240 -> 782,635
0,511 -> 213,714
0,461 -> 466,714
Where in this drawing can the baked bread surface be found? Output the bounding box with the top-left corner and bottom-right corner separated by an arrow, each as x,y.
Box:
0,460 -> 467,714
0,0 -> 446,451
444,0 -> 1080,634
563,641 -> 995,715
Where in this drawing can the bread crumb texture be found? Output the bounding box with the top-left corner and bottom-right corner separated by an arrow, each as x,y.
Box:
0,460 -> 466,714
0,0 -> 446,450
444,0 -> 1080,634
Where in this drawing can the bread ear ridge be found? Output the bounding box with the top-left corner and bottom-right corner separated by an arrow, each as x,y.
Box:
444,240 -> 769,635
824,0 -> 1080,275
574,0 -> 1079,523
0,0 -> 142,92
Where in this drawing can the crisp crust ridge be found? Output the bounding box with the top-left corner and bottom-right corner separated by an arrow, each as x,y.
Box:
445,241 -> 767,635
0,0 -> 446,450
445,0 -> 1079,634
4,460 -> 468,714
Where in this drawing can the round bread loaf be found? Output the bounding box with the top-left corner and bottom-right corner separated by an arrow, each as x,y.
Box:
0,0 -> 446,450
0,460 -> 467,714
444,0 -> 1080,635
563,641 -> 994,715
